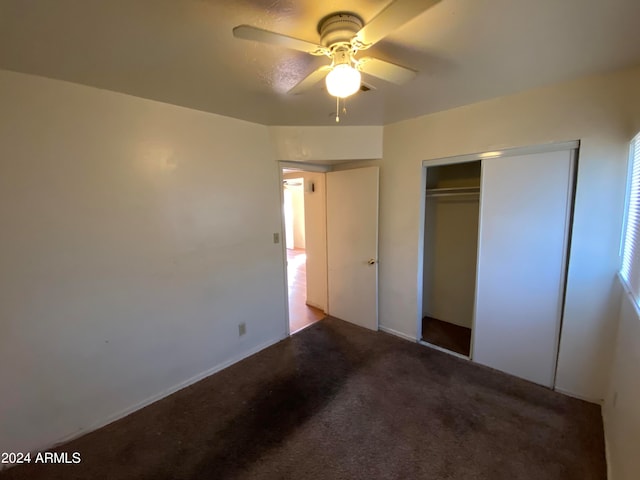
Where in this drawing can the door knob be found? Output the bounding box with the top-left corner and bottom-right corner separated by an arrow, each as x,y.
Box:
367,258 -> 377,265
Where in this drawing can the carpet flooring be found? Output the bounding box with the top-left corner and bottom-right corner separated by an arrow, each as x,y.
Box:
1,317 -> 606,480
422,316 -> 472,356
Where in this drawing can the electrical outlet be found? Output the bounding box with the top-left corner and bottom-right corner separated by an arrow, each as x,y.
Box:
273,233 -> 280,244
238,322 -> 246,336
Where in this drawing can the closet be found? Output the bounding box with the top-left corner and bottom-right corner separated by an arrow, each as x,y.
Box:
420,145 -> 576,388
422,161 -> 481,357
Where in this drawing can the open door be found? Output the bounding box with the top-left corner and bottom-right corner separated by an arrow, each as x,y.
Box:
326,166 -> 379,330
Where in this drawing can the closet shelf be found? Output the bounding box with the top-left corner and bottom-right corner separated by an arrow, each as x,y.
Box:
425,186 -> 480,197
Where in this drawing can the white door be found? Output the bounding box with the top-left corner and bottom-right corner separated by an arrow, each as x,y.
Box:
326,167 -> 379,330
473,150 -> 573,387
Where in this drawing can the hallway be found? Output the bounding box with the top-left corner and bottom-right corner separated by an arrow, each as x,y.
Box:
287,248 -> 324,333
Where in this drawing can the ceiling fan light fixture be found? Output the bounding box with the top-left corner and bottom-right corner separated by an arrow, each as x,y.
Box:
233,1 -> 432,115
325,64 -> 361,98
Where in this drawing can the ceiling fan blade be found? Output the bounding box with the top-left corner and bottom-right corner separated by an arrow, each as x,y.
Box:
233,25 -> 327,55
354,0 -> 441,48
288,65 -> 333,95
358,57 -> 416,84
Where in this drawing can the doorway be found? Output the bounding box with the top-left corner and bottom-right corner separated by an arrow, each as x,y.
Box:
282,171 -> 326,334
279,162 -> 380,336
420,161 -> 481,357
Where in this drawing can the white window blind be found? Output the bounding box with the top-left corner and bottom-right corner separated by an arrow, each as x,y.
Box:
621,132 -> 640,301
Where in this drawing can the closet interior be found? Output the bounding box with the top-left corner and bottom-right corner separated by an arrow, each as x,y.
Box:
421,161 -> 481,357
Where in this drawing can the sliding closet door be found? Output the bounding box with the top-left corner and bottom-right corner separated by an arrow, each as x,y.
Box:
473,150 -> 573,387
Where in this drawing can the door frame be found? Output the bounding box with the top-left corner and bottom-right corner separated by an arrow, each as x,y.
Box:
277,161 -> 331,336
416,140 -> 580,361
417,158 -> 482,360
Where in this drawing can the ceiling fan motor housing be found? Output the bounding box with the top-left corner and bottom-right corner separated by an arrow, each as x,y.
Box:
318,13 -> 363,48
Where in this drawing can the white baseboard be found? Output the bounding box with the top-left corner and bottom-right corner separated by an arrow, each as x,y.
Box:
553,387 -> 603,405
378,325 -> 417,343
24,335 -> 286,460
601,408 -> 613,480
305,300 -> 326,313
290,318 -> 322,334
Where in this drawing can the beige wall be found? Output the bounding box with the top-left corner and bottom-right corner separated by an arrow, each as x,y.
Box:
0,70 -> 287,454
381,65 -> 640,402
423,197 -> 479,329
269,126 -> 383,162
293,186 -> 305,249
287,181 -> 306,249
604,281 -> 640,480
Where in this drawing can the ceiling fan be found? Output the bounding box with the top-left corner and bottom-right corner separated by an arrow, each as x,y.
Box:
232,0 -> 440,108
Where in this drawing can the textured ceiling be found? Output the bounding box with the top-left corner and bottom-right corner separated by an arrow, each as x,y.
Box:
1,0 -> 639,126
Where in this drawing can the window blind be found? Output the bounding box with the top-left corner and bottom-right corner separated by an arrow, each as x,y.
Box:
621,132 -> 640,301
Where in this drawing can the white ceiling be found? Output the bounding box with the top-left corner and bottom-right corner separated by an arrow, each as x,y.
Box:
1,0 -> 639,126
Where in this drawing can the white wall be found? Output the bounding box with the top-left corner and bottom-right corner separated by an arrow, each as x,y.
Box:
0,70 -> 287,454
603,279 -> 640,480
291,183 -> 306,249
381,65 -> 640,401
283,179 -> 306,249
283,188 -> 294,248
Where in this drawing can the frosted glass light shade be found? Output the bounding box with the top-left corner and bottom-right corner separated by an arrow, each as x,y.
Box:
325,64 -> 361,98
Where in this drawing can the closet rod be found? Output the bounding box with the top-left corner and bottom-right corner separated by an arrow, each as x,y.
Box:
426,191 -> 480,198
425,186 -> 480,198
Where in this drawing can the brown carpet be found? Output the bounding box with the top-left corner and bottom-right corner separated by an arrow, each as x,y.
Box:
1,317 -> 606,480
422,316 -> 472,356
